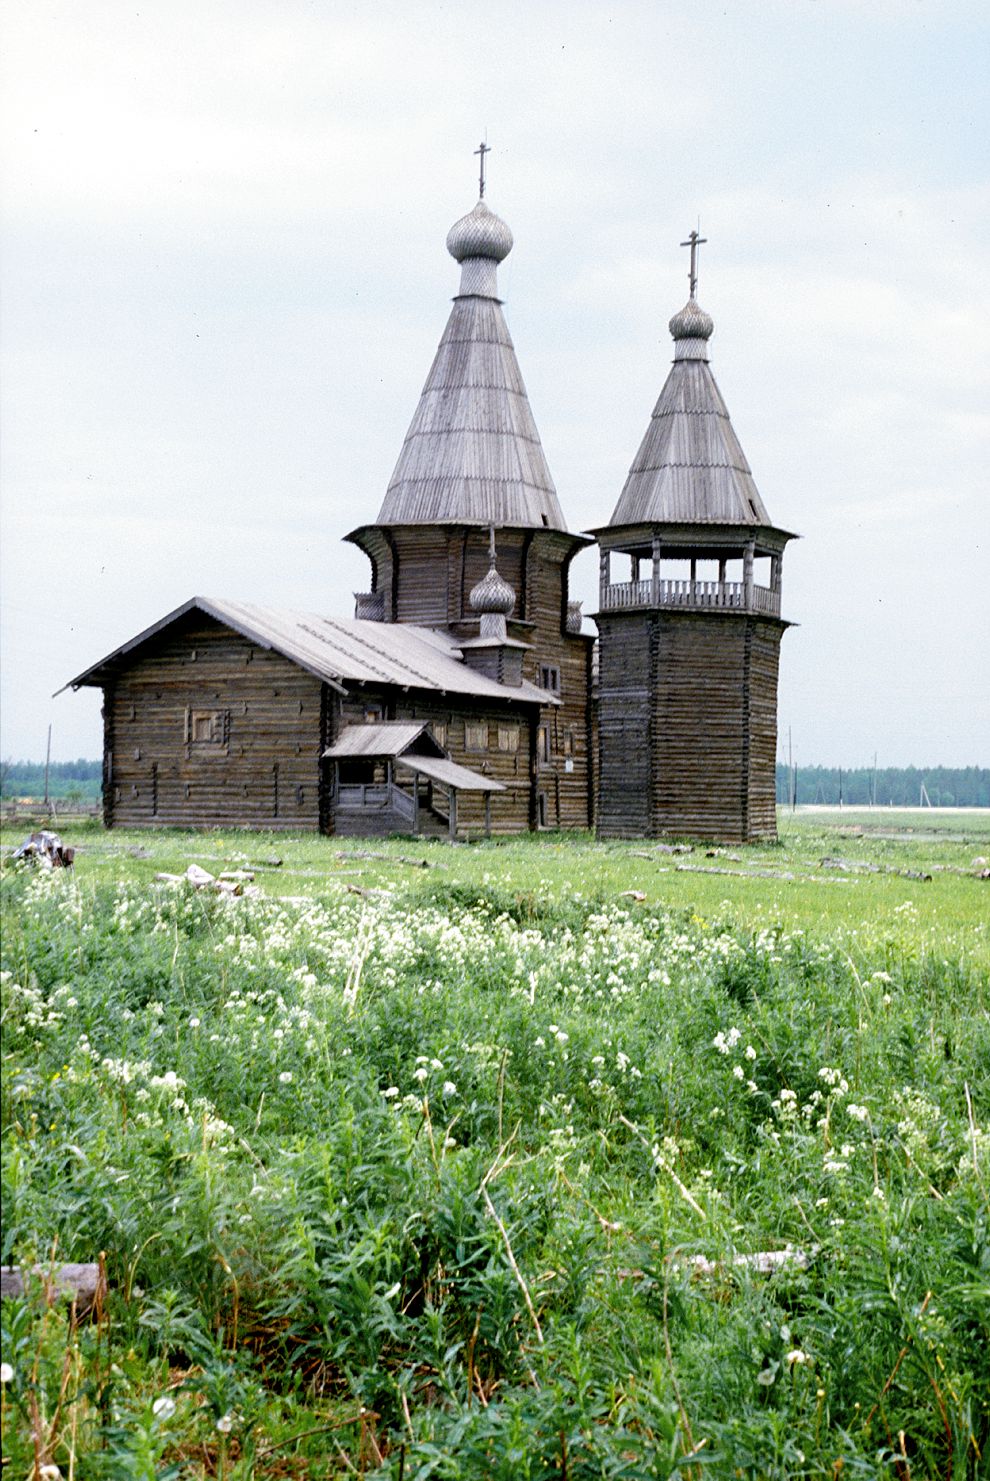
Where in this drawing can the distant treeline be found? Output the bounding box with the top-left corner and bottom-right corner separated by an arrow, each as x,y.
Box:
776,764 -> 990,808
1,759 -> 102,802
2,758 -> 987,808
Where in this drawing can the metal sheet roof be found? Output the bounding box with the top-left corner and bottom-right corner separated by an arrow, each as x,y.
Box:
324,722 -> 434,758
395,754 -> 504,793
61,597 -> 555,707
609,334 -> 773,529
376,292 -> 568,531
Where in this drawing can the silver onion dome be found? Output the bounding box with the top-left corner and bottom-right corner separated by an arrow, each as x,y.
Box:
470,562 -> 516,616
669,298 -> 715,341
446,200 -> 514,264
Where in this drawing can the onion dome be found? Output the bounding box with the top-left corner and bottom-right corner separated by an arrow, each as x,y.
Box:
669,298 -> 714,342
446,200 -> 514,263
470,561 -> 516,616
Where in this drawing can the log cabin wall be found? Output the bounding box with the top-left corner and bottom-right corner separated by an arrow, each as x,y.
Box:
597,609 -> 783,842
103,616 -> 324,830
595,611 -> 653,838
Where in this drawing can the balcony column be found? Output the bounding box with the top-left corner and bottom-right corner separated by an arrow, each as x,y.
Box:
718,558 -> 727,604
744,540 -> 755,610
599,548 -> 611,606
631,554 -> 641,583
771,553 -> 782,594
651,535 -> 661,605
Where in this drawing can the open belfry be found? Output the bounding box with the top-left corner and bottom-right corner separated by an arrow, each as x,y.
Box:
64,157 -> 793,842
592,231 -> 794,841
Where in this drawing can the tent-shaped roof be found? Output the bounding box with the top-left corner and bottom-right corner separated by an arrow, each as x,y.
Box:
60,596 -> 556,707
608,296 -> 772,529
375,199 -> 567,531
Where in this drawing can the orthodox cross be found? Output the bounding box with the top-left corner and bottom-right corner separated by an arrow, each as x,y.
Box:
680,227 -> 707,299
475,140 -> 490,198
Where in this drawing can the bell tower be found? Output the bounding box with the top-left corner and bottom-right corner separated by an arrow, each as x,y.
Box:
592,238 -> 796,842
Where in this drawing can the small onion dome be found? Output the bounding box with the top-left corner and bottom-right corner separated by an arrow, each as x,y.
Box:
669,297 -> 714,341
470,562 -> 516,616
446,200 -> 514,263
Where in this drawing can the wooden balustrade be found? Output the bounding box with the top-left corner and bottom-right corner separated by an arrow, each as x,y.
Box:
601,578 -> 780,617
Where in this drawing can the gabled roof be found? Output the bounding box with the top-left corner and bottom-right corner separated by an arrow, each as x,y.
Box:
608,297 -> 772,529
59,596 -> 556,706
374,199 -> 567,531
324,721 -> 441,759
324,721 -> 505,793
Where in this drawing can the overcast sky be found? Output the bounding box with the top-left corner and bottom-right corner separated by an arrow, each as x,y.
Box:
2,0 -> 988,768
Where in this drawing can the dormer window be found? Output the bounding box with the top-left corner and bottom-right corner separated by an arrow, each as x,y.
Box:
539,664 -> 561,695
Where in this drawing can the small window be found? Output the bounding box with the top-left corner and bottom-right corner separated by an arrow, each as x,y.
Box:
562,730 -> 575,756
497,725 -> 519,753
537,793 -> 549,827
186,708 -> 228,747
538,724 -> 551,764
364,705 -> 382,723
432,722 -> 447,749
465,722 -> 488,752
539,664 -> 561,695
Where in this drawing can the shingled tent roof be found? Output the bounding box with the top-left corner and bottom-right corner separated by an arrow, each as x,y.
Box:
375,199 -> 567,531
608,296 -> 771,528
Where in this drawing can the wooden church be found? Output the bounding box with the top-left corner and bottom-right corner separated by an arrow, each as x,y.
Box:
64,175 -> 792,843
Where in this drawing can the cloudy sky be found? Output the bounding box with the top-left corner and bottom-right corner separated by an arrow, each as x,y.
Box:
2,0 -> 988,768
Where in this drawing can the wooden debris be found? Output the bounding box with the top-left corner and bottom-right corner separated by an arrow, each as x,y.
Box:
153,864 -> 260,897
1,1262 -> 106,1314
9,830 -> 74,870
336,850 -> 445,869
631,843 -> 693,858
820,856 -> 932,882
675,863 -> 794,881
619,889 -> 647,902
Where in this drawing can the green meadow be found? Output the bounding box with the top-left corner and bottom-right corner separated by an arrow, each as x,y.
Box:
2,810 -> 988,1477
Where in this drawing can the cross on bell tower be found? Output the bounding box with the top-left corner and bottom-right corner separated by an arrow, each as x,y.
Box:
680,227 -> 707,299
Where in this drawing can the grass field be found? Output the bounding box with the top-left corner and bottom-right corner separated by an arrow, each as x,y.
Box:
2,810 -> 988,1477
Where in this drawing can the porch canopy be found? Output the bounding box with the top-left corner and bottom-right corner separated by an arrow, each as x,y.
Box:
324,722 -> 504,837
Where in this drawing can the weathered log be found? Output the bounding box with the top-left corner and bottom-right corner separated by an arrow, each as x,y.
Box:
1,1262 -> 106,1314
675,863 -> 795,880
336,850 -> 445,869
820,856 -> 932,881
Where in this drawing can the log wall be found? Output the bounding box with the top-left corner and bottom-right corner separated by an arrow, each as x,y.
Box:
104,616 -> 324,830
596,609 -> 783,843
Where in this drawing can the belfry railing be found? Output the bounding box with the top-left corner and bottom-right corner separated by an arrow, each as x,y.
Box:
600,578 -> 780,617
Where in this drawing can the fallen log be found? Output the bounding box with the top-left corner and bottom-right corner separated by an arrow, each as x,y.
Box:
336,851 -> 445,869
1,1262 -> 106,1314
820,856 -> 932,881
675,864 -> 795,881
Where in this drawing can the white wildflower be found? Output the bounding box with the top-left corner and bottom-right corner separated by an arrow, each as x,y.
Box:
0,1362 -> 13,1383
152,1396 -> 176,1420
278,1071 -> 292,1084
216,1413 -> 233,1434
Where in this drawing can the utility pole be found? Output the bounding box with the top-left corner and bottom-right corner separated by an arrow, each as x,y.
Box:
44,724 -> 52,809
838,766 -> 843,808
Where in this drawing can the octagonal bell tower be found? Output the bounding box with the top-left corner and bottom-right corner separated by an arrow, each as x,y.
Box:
592,237 -> 796,842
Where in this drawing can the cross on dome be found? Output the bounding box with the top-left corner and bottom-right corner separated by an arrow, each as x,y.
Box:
474,140 -> 490,198
680,227 -> 708,299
